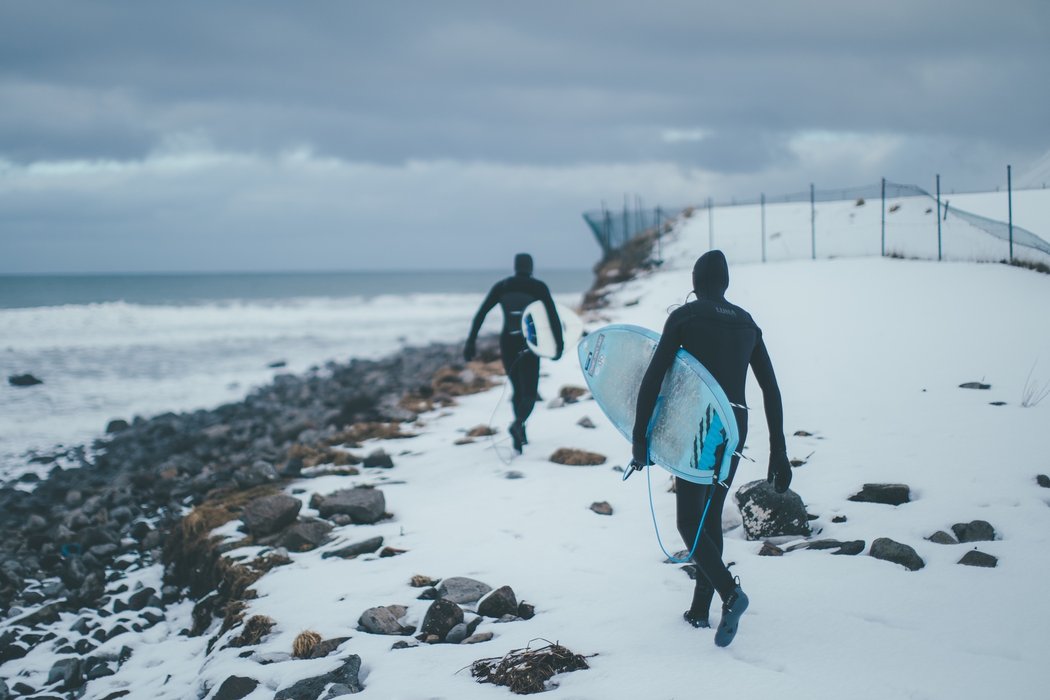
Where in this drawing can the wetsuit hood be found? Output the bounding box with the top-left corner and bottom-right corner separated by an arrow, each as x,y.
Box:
692,250 -> 729,299
514,253 -> 534,276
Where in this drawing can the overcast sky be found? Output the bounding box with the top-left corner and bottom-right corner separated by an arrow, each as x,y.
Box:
1,1 -> 1048,274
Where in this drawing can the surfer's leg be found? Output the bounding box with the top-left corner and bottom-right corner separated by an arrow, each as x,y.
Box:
514,351 -> 540,424
676,479 -> 721,625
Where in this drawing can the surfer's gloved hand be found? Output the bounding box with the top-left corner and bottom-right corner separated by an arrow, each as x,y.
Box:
463,339 -> 476,362
767,451 -> 792,493
632,441 -> 652,467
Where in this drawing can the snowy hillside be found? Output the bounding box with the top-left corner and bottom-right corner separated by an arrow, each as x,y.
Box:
7,219 -> 1050,699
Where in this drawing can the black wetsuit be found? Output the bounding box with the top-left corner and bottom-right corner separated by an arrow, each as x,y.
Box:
465,255 -> 563,428
632,250 -> 786,616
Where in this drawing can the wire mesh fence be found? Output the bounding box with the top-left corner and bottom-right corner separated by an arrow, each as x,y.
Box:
583,177 -> 1050,270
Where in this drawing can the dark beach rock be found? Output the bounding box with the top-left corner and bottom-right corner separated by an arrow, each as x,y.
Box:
309,636 -> 350,659
517,601 -> 536,620
437,577 -> 492,604
559,386 -> 588,403
952,520 -> 996,543
241,494 -> 301,536
316,488 -> 386,524
505,470 -> 524,479
358,605 -> 411,635
278,519 -> 334,552
734,480 -> 810,540
0,680 -> 8,700
47,657 -> 83,691
831,515 -> 847,523
478,586 -> 518,618
322,536 -> 384,560
787,539 -> 865,556
550,448 -> 606,466
959,381 -> 991,390
1037,474 -> 1050,488
8,373 -> 43,387
126,587 -> 158,611
758,541 -> 784,556
589,501 -> 613,516
463,631 -> 494,644
105,419 -> 130,433
848,483 -> 911,506
927,530 -> 958,545
362,450 -> 394,469
234,460 -> 278,488
213,675 -> 259,700
421,598 -> 464,641
958,550 -> 998,568
445,622 -> 469,644
274,654 -> 363,699
577,416 -> 596,429
869,538 -> 925,571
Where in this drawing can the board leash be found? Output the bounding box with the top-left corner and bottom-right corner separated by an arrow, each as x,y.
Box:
484,349 -> 532,466
644,464 -> 717,564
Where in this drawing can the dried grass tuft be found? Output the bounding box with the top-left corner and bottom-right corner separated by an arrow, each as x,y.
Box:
292,630 -> 323,658
227,615 -> 276,648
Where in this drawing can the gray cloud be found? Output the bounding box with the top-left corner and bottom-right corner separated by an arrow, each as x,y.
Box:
1,0 -> 1048,272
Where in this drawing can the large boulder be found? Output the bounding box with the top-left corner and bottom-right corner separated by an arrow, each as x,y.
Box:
278,519 -> 334,552
8,374 -> 43,387
477,586 -> 518,618
951,520 -> 996,543
358,606 -> 412,635
316,488 -> 386,524
870,538 -> 925,571
437,577 -> 492,604
213,675 -> 259,700
274,655 -> 363,698
848,483 -> 911,506
733,480 -> 810,540
421,599 -> 464,641
958,550 -> 998,568
241,494 -> 301,536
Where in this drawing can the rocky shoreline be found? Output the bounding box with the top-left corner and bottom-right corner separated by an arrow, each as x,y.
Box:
0,336 -> 503,695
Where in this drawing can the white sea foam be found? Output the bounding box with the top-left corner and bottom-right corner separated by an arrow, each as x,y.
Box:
1,292 -> 581,483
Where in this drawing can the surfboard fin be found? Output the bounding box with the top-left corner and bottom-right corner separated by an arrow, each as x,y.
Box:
623,459 -> 646,481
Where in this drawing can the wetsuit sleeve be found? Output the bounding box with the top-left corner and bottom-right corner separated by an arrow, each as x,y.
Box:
538,283 -> 564,355
466,282 -> 501,346
749,333 -> 787,455
632,315 -> 681,462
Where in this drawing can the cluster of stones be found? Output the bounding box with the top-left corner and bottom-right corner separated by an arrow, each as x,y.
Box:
738,479 -> 1002,572
356,576 -> 534,649
0,338 -> 504,697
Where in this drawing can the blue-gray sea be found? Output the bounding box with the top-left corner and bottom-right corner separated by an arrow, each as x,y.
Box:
0,269 -> 591,483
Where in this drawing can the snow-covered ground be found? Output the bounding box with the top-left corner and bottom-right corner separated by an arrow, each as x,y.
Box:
6,215 -> 1050,699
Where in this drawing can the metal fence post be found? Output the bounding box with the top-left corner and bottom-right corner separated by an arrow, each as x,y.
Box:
936,174 -> 942,261
881,177 -> 886,257
760,193 -> 766,263
1008,164 -> 1014,262
810,183 -> 816,260
656,206 -> 663,261
707,197 -> 714,251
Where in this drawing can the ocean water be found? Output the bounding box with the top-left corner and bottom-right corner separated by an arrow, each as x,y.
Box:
0,270 -> 591,484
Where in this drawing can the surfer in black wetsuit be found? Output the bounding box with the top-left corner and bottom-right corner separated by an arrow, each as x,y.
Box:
464,253 -> 563,453
631,249 -> 791,647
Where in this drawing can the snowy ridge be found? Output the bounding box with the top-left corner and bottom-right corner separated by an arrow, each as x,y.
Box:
6,222 -> 1050,698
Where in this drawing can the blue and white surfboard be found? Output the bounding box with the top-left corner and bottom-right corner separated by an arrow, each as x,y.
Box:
577,324 -> 739,485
